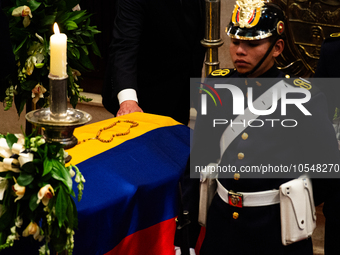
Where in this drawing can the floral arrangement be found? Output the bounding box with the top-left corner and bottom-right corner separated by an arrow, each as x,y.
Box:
0,0 -> 101,115
0,132 -> 85,255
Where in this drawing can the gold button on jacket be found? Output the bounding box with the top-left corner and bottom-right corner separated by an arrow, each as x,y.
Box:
234,173 -> 240,180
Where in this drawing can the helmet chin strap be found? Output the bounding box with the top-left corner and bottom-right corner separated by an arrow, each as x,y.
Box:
238,36 -> 278,78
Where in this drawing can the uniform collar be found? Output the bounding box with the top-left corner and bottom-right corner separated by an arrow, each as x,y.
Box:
256,64 -> 281,78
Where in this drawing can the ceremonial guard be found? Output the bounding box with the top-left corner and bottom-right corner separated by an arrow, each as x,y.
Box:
176,1 -> 340,255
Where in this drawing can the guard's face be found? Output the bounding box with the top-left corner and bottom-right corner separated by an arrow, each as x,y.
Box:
230,38 -> 275,77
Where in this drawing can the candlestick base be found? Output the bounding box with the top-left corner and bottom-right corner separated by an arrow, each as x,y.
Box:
26,108 -> 92,149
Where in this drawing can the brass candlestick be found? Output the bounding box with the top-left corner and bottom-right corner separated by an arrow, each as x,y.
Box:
25,74 -> 92,149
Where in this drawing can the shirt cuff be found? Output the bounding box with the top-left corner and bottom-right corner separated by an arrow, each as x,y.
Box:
117,89 -> 138,105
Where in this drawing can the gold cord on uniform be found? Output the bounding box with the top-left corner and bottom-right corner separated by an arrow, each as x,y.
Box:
77,120 -> 139,144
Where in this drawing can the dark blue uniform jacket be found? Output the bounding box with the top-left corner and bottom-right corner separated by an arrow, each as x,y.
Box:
180,65 -> 340,255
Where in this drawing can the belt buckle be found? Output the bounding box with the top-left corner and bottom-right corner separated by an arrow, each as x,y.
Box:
228,190 -> 243,208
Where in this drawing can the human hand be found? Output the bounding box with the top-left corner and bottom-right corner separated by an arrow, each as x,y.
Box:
174,246 -> 196,255
116,100 -> 143,117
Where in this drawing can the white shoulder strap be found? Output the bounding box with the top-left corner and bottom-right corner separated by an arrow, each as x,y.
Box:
218,80 -> 292,162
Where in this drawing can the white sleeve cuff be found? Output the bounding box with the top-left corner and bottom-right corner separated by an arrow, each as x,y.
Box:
174,246 -> 196,255
117,89 -> 138,105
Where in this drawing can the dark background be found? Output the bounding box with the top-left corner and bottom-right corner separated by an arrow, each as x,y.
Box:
1,0 -> 116,95
76,0 -> 116,94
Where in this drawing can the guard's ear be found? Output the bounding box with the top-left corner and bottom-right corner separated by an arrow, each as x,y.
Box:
272,39 -> 284,57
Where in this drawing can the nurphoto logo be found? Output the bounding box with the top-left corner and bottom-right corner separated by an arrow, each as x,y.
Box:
201,83 -> 311,116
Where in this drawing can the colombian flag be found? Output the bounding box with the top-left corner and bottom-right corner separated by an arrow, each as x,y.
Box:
68,112 -> 190,255
0,113 -> 191,255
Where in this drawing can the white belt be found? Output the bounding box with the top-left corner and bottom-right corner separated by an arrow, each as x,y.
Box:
216,180 -> 280,207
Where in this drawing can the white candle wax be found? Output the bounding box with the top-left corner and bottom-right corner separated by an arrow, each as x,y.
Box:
50,23 -> 67,77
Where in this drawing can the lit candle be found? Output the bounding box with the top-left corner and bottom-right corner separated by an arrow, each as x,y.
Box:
50,23 -> 67,77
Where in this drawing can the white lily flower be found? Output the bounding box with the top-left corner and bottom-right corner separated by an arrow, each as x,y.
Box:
15,217 -> 23,228
75,174 -> 85,183
0,138 -> 10,149
23,16 -> 31,28
22,222 -> 43,241
12,182 -> 25,202
0,138 -> 12,158
69,168 -> 75,178
18,152 -> 34,167
12,6 -> 33,27
15,134 -> 25,146
37,185 -> 54,206
31,84 -> 47,104
72,4 -> 81,11
35,33 -> 44,44
12,5 -> 32,18
0,178 -> 8,200
25,56 -> 36,75
71,68 -> 81,81
26,40 -> 45,76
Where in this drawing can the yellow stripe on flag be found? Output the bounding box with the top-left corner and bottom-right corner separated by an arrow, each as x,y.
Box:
66,112 -> 182,166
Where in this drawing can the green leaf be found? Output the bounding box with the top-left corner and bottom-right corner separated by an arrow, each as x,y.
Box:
43,158 -> 53,176
21,162 -> 36,174
81,31 -> 92,37
91,41 -> 101,57
51,159 -> 72,193
21,80 -> 37,91
13,37 -> 28,55
79,51 -> 94,70
74,13 -> 92,25
5,134 -> 18,149
56,12 -> 71,25
88,27 -> 101,35
56,186 -> 68,228
69,47 -> 80,59
70,94 -> 78,109
68,10 -> 87,22
65,21 -> 78,31
29,193 -> 39,211
17,172 -> 34,186
16,98 -> 27,116
50,229 -> 67,253
16,0 -> 28,8
66,196 -> 74,229
0,208 -> 15,231
81,45 -> 89,55
41,14 -> 57,27
27,0 -> 42,12
35,63 -> 44,68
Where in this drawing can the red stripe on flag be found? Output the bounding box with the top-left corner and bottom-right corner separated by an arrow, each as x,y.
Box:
195,227 -> 206,255
105,218 -> 176,255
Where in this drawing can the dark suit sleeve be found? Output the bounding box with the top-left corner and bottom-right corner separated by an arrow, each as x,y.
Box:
0,7 -> 15,99
314,40 -> 330,78
304,91 -> 340,254
314,39 -> 340,120
102,0 -> 146,114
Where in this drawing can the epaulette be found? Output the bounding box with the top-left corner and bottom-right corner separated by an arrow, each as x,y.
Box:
323,33 -> 340,44
285,77 -> 319,96
208,68 -> 236,78
330,32 -> 340,38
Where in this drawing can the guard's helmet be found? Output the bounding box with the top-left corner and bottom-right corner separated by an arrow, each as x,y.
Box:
226,1 -> 285,40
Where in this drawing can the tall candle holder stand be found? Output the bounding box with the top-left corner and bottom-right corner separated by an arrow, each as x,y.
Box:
25,74 -> 92,149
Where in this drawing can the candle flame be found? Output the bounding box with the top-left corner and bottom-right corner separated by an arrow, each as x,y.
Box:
53,23 -> 60,34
